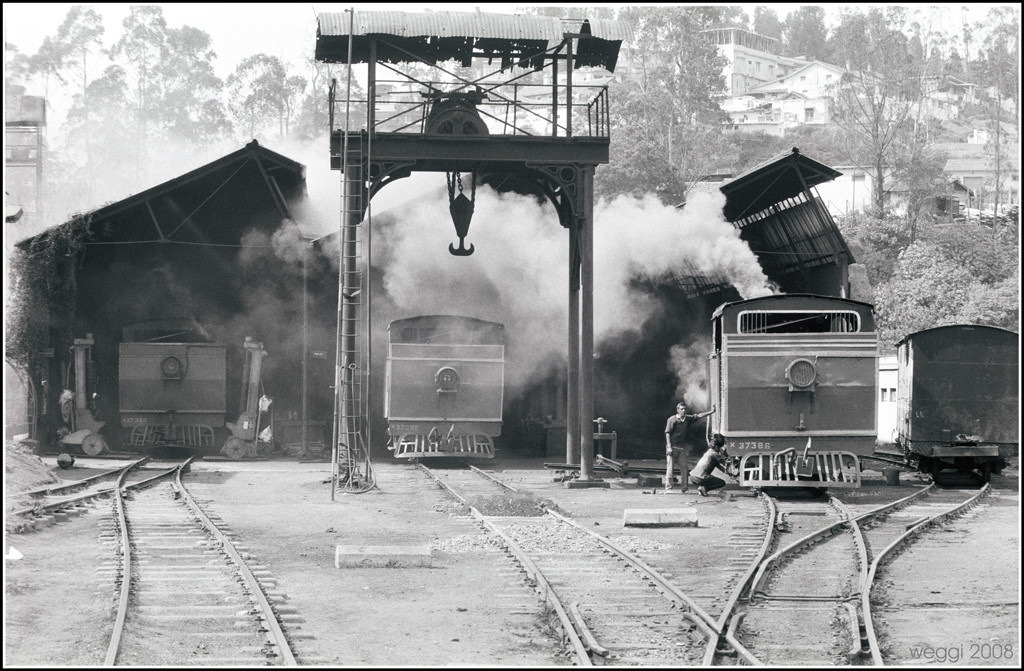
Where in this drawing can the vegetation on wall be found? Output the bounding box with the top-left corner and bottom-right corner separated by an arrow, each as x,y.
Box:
5,216 -> 92,376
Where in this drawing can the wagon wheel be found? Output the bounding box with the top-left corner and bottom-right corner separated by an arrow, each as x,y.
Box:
81,433 -> 107,456
222,437 -> 249,460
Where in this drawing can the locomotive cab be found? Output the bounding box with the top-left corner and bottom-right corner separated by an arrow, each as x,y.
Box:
708,294 -> 879,488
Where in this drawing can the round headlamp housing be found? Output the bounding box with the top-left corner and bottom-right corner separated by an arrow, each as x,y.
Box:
161,355 -> 183,379
786,358 -> 817,389
435,366 -> 459,391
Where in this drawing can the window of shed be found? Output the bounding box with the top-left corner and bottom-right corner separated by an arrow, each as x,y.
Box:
738,310 -> 861,334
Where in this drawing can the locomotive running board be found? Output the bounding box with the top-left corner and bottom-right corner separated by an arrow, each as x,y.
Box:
390,434 -> 495,458
739,451 -> 861,488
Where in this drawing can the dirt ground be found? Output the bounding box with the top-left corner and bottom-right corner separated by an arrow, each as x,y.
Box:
4,443 -> 1020,667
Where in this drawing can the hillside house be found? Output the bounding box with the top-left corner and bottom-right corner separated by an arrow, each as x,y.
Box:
944,153 -> 1020,210
722,61 -> 844,134
701,27 -> 809,96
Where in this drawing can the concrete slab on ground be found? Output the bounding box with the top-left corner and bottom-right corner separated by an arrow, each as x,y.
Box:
623,508 -> 698,528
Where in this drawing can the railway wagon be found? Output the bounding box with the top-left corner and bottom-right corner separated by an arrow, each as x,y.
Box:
385,315 -> 506,458
895,324 -> 1018,483
707,294 -> 878,488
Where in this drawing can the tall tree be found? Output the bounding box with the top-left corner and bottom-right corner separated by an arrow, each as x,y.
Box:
4,42 -> 32,98
55,6 -> 105,104
827,7 -> 921,214
975,6 -> 1020,213
782,7 -> 831,62
158,25 -> 230,146
54,6 -> 105,196
108,5 -> 170,175
226,54 -> 306,141
25,35 -> 70,103
57,63 -> 147,214
597,6 -> 729,203
752,6 -> 783,41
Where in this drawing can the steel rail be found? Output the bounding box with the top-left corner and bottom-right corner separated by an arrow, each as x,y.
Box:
831,497 -> 871,662
174,466 -> 298,665
748,484 -> 935,599
104,457 -> 195,665
471,509 -> 592,665
569,602 -> 610,658
417,462 -> 469,505
861,484 -> 991,666
23,458 -> 150,497
703,490 -> 777,666
748,495 -> 847,598
724,611 -> 764,666
417,462 -> 588,663
14,459 -> 154,517
544,509 -> 721,645
468,464 -> 520,493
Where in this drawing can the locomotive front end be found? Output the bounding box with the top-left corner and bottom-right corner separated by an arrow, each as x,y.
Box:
385,316 -> 505,458
709,295 -> 879,488
119,321 -> 227,450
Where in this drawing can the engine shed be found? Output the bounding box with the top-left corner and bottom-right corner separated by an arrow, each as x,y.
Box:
9,141 -> 337,455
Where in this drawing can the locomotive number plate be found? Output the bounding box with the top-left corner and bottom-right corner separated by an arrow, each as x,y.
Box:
731,441 -> 772,451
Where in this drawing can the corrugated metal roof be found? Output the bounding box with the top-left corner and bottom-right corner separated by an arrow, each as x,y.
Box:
319,10 -> 564,41
316,9 -> 629,72
945,157 -> 994,172
319,10 -> 633,42
720,148 -> 842,222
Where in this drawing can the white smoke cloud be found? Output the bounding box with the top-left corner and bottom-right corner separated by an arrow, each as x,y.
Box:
669,339 -> 713,411
368,182 -> 774,394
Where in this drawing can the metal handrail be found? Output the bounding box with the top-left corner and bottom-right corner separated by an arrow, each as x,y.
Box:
332,80 -> 611,138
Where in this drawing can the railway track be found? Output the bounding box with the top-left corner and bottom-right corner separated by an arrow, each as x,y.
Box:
102,458 -> 296,666
711,484 -> 992,666
419,462 -> 720,665
859,484 -> 993,665
13,458 -> 154,531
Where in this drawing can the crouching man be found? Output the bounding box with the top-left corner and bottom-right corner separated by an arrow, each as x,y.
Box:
689,433 -> 737,497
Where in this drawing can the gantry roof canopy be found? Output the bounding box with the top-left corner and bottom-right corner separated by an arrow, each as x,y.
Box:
720,147 -> 842,223
717,148 -> 852,283
315,9 -> 630,72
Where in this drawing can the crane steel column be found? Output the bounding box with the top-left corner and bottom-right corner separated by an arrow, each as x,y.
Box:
566,223 -> 580,465
578,164 -> 596,481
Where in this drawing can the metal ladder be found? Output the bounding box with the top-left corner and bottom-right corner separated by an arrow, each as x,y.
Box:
334,127 -> 372,491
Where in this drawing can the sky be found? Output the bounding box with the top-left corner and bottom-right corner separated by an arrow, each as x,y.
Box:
5,3 -> 1009,135
4,3 -> 1009,81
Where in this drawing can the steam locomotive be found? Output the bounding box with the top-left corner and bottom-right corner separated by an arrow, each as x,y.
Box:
117,318 -> 270,459
894,324 -> 1018,483
385,315 -> 506,458
707,294 -> 879,488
